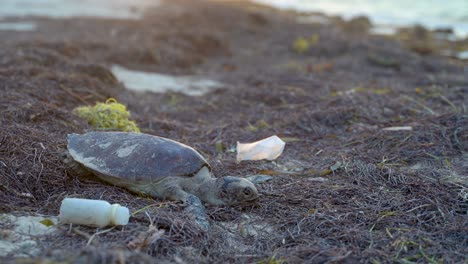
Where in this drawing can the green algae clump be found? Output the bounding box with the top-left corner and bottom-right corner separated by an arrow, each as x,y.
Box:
74,98 -> 140,132
292,35 -> 319,54
292,37 -> 310,54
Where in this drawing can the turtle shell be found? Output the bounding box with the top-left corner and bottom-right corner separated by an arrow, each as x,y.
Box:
67,132 -> 209,182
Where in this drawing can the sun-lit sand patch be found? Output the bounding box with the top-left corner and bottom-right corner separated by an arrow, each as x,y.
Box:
456,50 -> 468,60
295,14 -> 330,25
370,24 -> 397,35
0,0 -> 159,20
0,21 -> 36,31
111,65 -> 224,96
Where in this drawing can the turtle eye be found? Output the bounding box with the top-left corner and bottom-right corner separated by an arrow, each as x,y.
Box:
243,187 -> 252,197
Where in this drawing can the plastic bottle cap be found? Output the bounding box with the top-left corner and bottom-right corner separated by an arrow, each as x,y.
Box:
111,204 -> 130,226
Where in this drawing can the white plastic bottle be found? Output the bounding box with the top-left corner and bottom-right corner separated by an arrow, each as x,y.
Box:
59,198 -> 130,228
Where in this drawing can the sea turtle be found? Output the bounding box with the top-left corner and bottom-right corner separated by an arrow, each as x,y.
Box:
66,131 -> 259,230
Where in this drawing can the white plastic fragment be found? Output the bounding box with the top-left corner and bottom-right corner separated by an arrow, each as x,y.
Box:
307,177 -> 328,182
236,135 -> 285,162
59,198 -> 130,228
382,126 -> 413,131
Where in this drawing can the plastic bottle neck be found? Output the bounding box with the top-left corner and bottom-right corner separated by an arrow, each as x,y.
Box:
109,203 -> 130,226
109,203 -> 121,225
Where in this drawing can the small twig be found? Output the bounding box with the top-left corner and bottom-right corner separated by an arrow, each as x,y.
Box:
72,227 -> 97,245
405,204 -> 431,213
233,254 -> 260,258
59,84 -> 88,105
132,202 -> 175,216
402,95 -> 436,115
259,191 -> 285,197
330,251 -> 352,262
438,94 -> 458,112
145,211 -> 153,226
86,227 -> 116,246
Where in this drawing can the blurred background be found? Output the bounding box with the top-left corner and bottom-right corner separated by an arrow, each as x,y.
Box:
0,0 -> 158,19
0,0 -> 468,37
0,0 -> 467,38
253,0 -> 468,38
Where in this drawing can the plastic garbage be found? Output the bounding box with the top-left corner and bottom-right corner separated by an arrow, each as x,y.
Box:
236,135 -> 285,162
59,198 -> 130,228
382,126 -> 413,131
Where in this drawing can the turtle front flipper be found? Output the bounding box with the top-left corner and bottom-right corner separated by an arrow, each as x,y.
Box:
160,184 -> 210,231
184,194 -> 210,231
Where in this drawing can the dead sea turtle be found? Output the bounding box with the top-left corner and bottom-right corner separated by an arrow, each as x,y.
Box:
67,132 -> 259,229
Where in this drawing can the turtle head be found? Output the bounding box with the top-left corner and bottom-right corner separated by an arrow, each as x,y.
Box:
216,176 -> 258,205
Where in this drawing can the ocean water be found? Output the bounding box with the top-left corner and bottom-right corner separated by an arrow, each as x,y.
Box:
252,0 -> 468,38
0,0 -> 159,20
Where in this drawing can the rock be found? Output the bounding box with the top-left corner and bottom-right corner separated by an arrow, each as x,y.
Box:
0,214 -> 58,258
341,16 -> 372,33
